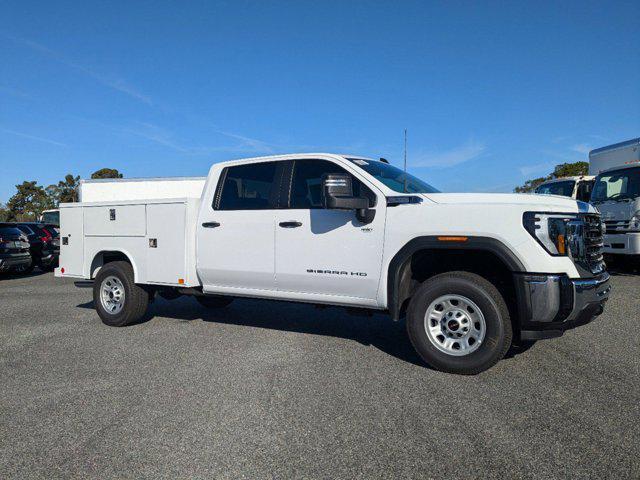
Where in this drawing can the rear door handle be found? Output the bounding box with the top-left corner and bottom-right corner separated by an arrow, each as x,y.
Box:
279,221 -> 302,228
202,222 -> 221,228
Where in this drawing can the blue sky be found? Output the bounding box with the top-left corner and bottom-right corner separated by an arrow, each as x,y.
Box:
1,0 -> 639,202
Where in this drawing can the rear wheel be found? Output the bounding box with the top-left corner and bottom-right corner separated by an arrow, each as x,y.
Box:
406,271 -> 512,375
195,295 -> 234,309
93,261 -> 149,327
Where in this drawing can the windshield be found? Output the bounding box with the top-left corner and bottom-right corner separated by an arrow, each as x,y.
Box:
42,211 -> 59,225
535,180 -> 576,197
347,158 -> 440,193
591,167 -> 640,203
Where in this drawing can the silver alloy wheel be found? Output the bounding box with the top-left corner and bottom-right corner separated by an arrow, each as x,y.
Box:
100,276 -> 126,315
424,294 -> 486,356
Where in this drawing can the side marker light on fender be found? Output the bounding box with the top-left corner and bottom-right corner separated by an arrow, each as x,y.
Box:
437,236 -> 468,242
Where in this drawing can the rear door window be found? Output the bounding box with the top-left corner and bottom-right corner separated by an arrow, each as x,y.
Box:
215,162 -> 280,210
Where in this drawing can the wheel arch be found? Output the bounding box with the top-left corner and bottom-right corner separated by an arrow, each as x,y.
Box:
89,250 -> 139,282
387,236 -> 525,321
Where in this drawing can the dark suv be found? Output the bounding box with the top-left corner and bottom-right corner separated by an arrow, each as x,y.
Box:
0,224 -> 32,274
14,222 -> 59,273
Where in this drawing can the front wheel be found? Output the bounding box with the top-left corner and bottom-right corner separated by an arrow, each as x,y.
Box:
406,271 -> 512,375
93,261 -> 149,327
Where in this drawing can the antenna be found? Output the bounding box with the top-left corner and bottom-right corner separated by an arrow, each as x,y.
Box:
403,128 -> 407,172
403,129 -> 408,193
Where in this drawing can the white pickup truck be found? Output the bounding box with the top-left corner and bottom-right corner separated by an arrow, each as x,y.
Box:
55,153 -> 611,374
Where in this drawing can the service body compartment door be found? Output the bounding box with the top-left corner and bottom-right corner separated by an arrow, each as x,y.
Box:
83,204 -> 146,236
146,203 -> 187,284
59,206 -> 84,276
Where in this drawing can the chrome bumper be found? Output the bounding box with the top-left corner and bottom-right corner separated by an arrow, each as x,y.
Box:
515,272 -> 611,340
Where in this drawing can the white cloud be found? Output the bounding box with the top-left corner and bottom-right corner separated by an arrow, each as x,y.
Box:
518,161 -> 555,177
412,141 -> 486,168
571,143 -> 592,155
212,129 -> 275,153
5,34 -> 152,105
0,127 -> 66,147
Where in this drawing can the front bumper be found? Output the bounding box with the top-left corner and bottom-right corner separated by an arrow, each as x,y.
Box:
515,272 -> 611,340
0,254 -> 32,272
603,232 -> 640,255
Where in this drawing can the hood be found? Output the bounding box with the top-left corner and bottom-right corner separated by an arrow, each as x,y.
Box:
422,192 -> 597,214
595,198 -> 640,221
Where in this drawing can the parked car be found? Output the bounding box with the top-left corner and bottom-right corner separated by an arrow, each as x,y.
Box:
56,153 -> 610,375
14,222 -> 59,273
0,224 -> 31,274
534,175 -> 595,202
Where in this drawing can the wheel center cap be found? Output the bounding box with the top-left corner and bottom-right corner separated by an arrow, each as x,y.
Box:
447,319 -> 460,331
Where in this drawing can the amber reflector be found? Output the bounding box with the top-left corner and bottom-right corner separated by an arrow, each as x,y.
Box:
437,236 -> 468,242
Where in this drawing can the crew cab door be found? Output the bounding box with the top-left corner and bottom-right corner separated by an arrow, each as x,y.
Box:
274,159 -> 385,304
196,161 -> 284,293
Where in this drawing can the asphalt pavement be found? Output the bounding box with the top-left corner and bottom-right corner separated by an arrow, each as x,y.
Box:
1,269 -> 639,479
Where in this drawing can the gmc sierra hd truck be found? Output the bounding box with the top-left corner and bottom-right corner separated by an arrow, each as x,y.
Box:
55,154 -> 611,374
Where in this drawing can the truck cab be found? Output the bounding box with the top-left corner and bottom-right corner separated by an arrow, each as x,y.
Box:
589,138 -> 640,262
534,176 -> 595,202
56,153 -> 611,374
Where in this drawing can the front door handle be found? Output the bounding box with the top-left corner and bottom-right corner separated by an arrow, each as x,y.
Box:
202,221 -> 221,228
279,221 -> 302,228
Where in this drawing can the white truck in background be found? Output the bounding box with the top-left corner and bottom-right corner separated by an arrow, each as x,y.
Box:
534,175 -> 595,202
56,153 -> 611,374
589,138 -> 640,261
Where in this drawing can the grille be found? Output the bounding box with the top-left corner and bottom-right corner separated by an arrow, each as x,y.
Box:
581,214 -> 605,274
604,220 -> 631,234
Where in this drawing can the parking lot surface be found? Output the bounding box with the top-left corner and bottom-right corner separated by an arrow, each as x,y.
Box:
1,271 -> 639,479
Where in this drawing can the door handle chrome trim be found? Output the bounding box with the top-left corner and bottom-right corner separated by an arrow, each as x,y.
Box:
202,222 -> 221,228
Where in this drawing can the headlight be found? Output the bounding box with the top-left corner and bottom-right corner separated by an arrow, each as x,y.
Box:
523,212 -> 579,256
630,211 -> 640,231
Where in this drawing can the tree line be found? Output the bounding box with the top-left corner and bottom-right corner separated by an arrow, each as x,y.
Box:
0,168 -> 123,222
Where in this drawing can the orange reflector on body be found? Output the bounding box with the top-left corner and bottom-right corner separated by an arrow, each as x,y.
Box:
178,278 -> 185,285
437,236 -> 468,242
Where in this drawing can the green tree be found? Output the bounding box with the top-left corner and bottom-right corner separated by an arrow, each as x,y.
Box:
47,174 -> 81,204
91,168 -> 123,179
6,181 -> 54,221
514,161 -> 589,193
552,161 -> 589,178
0,203 -> 9,222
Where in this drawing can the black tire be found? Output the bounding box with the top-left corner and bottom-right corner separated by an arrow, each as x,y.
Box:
406,271 -> 512,375
93,261 -> 149,327
195,295 -> 234,309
